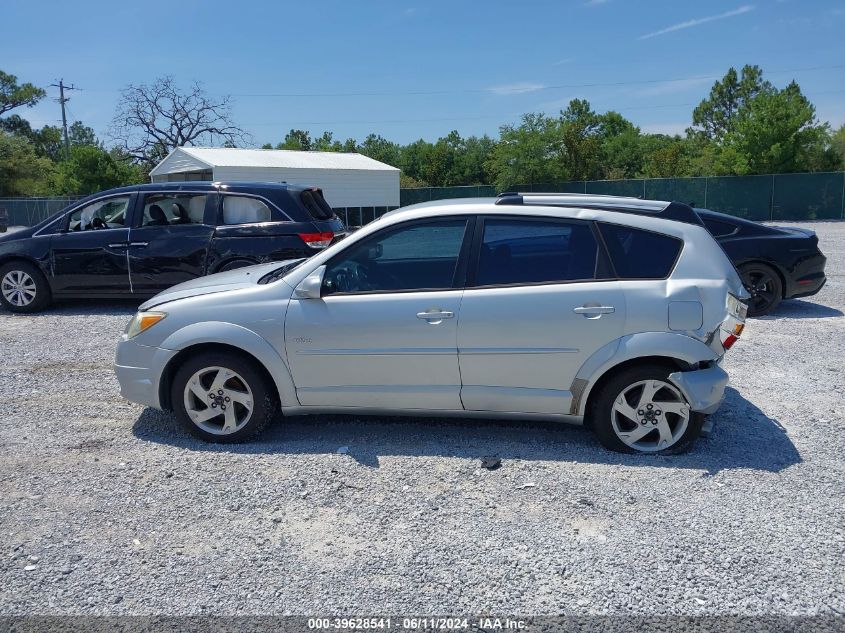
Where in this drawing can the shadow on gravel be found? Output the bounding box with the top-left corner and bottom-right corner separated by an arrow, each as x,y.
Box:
0,298 -> 140,316
132,387 -> 800,475
755,299 -> 843,320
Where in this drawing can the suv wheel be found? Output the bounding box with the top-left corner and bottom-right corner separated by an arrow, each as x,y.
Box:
739,262 -> 782,317
0,261 -> 52,313
171,352 -> 278,443
590,364 -> 704,454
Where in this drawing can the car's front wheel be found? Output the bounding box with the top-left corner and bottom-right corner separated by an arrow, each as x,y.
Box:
590,364 -> 704,453
0,261 -> 52,313
171,352 -> 278,443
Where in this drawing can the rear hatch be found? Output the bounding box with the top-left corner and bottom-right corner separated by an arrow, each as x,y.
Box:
297,187 -> 346,248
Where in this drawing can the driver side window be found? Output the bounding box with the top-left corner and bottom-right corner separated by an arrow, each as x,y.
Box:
323,219 -> 468,294
68,196 -> 130,231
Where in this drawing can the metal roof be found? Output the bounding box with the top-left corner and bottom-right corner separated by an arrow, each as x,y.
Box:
152,147 -> 400,174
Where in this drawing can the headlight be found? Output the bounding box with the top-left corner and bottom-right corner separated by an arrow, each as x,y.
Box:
125,311 -> 167,338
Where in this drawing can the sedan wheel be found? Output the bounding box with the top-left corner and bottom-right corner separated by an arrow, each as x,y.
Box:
611,379 -> 690,452
740,263 -> 782,316
183,366 -> 254,435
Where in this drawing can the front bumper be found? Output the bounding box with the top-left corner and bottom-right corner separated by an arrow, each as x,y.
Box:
114,337 -> 176,409
668,363 -> 729,415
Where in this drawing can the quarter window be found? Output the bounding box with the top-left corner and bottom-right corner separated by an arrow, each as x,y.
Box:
323,219 -> 468,294
141,193 -> 207,227
598,223 -> 683,279
701,217 -> 737,238
222,196 -> 272,225
475,219 -> 599,286
68,197 -> 130,231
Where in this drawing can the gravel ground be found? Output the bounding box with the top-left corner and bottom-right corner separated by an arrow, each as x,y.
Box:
1,221 -> 843,617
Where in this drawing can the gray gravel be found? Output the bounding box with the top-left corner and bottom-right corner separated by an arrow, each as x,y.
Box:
1,222 -> 844,616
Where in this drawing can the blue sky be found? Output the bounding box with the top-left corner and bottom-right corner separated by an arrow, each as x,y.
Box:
3,0 -> 844,146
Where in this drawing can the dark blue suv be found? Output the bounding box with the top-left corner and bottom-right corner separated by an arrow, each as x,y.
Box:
0,182 -> 345,312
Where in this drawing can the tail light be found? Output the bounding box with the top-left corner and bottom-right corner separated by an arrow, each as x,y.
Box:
298,232 -> 334,249
720,323 -> 745,351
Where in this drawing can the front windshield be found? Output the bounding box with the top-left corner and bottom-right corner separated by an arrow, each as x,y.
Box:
258,258 -> 307,285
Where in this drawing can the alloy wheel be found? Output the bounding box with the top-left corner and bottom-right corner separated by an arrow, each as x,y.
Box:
742,269 -> 778,314
611,379 -> 690,452
1,270 -> 37,307
183,366 -> 254,435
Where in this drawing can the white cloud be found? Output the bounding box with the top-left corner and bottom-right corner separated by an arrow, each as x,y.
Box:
552,58 -> 574,66
638,5 -> 755,40
585,0 -> 609,5
640,122 -> 690,136
488,82 -> 547,95
637,76 -> 714,97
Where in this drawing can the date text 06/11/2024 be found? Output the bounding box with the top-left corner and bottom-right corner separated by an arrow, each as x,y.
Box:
307,617 -> 528,630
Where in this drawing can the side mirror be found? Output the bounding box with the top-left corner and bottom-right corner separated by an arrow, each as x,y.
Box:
293,265 -> 326,299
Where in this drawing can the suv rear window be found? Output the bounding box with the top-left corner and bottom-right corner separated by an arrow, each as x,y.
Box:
300,189 -> 335,221
598,223 -> 682,279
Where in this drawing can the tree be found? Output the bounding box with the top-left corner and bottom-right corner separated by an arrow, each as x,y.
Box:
359,134 -> 401,166
831,123 -> 845,169
53,145 -> 144,195
558,99 -> 604,181
68,121 -> 98,148
0,132 -> 55,196
689,65 -> 772,141
109,76 -> 246,167
486,113 -> 563,190
0,71 -> 45,117
0,114 -> 63,161
277,129 -> 312,150
719,81 -> 834,174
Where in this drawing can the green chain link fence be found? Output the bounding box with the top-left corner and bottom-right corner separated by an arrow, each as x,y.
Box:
2,172 -> 843,228
401,172 -> 845,222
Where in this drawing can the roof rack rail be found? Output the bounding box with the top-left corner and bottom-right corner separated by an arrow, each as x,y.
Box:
494,192 -> 703,225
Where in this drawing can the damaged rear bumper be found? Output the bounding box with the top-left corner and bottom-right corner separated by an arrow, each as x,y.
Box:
668,363 -> 729,415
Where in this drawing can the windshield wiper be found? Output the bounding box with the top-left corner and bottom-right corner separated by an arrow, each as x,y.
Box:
258,259 -> 306,285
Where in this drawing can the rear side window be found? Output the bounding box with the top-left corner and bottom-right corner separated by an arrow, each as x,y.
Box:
598,223 -> 682,279
141,193 -> 207,227
300,189 -> 335,220
222,196 -> 272,225
475,219 -> 599,286
701,217 -> 738,238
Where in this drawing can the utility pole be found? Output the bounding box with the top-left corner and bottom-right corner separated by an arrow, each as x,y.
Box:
50,79 -> 76,159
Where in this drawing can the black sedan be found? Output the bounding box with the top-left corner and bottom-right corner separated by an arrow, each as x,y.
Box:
0,182 -> 345,313
696,208 -> 827,316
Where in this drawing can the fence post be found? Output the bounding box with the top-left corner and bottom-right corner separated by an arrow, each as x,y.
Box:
769,174 -> 775,221
704,178 -> 708,208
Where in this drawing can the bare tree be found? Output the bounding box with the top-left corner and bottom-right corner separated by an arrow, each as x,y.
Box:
109,76 -> 248,166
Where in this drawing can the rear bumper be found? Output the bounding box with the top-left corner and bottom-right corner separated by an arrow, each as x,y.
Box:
114,338 -> 176,409
788,274 -> 826,299
668,364 -> 729,415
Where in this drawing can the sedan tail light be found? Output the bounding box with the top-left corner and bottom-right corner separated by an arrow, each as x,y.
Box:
298,232 -> 334,249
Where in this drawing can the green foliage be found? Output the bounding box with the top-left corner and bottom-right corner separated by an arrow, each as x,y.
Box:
0,70 -> 46,117
0,131 -> 56,196
690,65 -> 772,141
832,124 -> 845,169
486,113 -> 563,190
53,145 -> 145,195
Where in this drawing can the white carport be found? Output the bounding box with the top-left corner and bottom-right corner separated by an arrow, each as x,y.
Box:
149,147 -> 400,219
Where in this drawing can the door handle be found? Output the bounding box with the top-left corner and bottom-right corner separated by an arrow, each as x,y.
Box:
108,242 -> 129,248
416,309 -> 454,323
129,242 -> 149,248
573,305 -> 615,316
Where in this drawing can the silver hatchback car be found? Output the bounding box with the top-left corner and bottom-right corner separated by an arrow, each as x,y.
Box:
114,194 -> 748,453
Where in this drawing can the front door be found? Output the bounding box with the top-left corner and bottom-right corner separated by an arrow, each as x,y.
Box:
49,195 -> 133,295
128,191 -> 216,294
458,217 -> 626,415
284,218 -> 472,410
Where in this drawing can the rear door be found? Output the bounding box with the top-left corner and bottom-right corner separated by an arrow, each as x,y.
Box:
127,191 -> 216,294
457,216 -> 626,415
49,194 -> 133,295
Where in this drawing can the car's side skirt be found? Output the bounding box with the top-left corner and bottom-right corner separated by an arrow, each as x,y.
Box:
279,404 -> 584,425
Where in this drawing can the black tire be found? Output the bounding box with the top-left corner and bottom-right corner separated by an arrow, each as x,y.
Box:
739,262 -> 782,317
171,351 -> 278,443
589,363 -> 705,454
0,260 -> 52,313
219,259 -> 256,272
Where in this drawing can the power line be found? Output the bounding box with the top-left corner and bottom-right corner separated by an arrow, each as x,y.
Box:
72,64 -> 845,99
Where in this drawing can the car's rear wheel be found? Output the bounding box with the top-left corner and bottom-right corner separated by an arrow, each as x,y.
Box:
590,364 -> 704,454
0,261 -> 52,313
171,351 -> 277,443
739,262 -> 782,317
